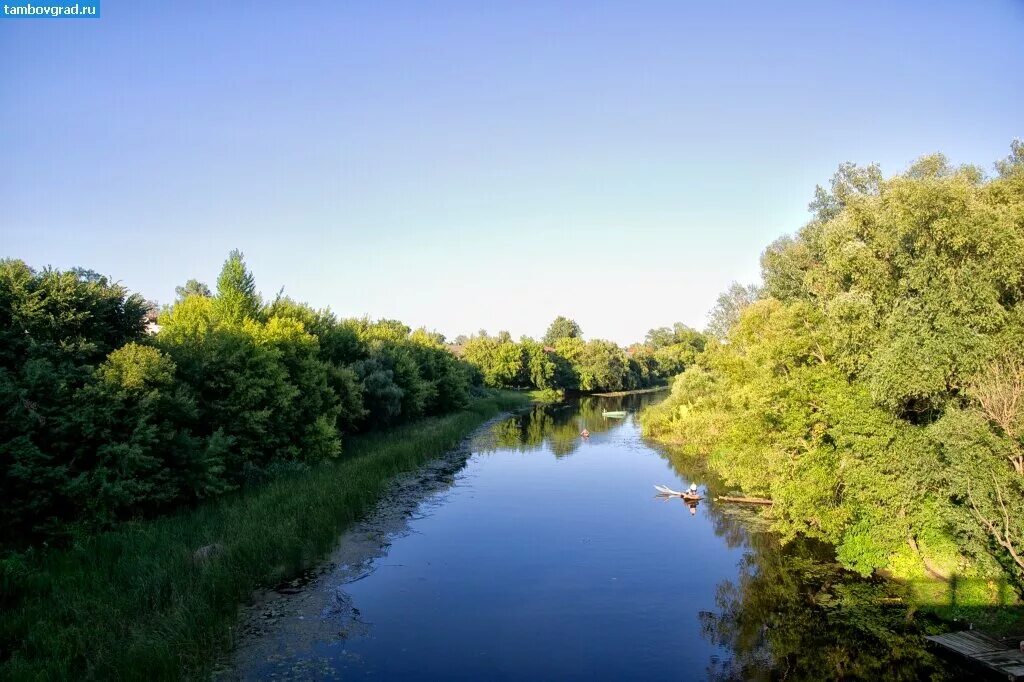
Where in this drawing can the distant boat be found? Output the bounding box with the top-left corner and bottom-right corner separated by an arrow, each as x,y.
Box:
602,410 -> 628,418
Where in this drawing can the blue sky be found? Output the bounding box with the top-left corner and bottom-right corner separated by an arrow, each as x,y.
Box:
2,1 -> 1022,344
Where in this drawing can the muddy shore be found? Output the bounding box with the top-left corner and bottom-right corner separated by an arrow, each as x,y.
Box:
215,414 -> 511,680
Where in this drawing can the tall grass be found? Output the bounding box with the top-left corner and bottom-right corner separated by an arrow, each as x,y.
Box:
0,391 -> 529,681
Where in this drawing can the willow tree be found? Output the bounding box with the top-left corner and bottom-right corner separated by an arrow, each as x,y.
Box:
644,143 -> 1024,585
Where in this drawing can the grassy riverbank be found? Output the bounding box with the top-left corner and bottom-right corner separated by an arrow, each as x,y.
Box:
0,390 -> 529,680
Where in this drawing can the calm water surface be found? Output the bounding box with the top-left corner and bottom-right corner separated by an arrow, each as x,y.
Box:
236,393 -> 958,681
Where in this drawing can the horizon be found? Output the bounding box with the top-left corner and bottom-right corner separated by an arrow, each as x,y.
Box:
2,1 -> 1023,344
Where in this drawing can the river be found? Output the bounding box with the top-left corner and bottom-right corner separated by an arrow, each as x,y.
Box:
224,392 -> 963,680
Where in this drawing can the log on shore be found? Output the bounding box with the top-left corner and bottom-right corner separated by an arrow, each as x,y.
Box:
715,495 -> 773,505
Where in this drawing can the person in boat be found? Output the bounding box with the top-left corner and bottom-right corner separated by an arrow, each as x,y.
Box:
580,428 -> 590,438
686,483 -> 700,515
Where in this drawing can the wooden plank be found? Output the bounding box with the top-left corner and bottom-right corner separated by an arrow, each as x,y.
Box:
927,631 -> 1024,681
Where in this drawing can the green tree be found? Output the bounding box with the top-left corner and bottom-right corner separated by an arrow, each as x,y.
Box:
73,343 -> 230,525
174,279 -> 212,301
575,339 -> 630,392
644,143 -> 1024,589
543,316 -> 582,345
461,333 -> 524,388
0,261 -> 149,545
213,250 -> 260,323
705,282 -> 760,340
520,338 -> 556,389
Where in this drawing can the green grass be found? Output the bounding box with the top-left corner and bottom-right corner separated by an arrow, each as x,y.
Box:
904,576 -> 1024,635
0,390 -> 529,681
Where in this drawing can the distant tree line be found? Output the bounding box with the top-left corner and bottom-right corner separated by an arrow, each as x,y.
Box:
456,316 -> 705,394
643,142 -> 1024,591
0,251 -> 475,548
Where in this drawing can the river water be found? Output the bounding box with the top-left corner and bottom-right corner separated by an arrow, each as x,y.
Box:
226,393 -> 961,681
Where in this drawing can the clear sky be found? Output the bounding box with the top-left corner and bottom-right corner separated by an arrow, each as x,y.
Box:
2,1 -> 1022,344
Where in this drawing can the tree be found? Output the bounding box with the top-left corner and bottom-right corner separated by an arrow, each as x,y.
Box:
967,475 -> 1024,573
644,143 -> 1024,588
543,316 -> 582,345
996,138 -> 1024,178
643,323 -> 706,379
461,333 -> 524,388
0,260 -> 149,545
73,343 -> 229,523
969,353 -> 1024,474
174,279 -> 212,301
0,252 -> 484,549
520,338 -> 555,389
575,339 -> 629,392
705,282 -> 759,340
213,250 -> 260,323
807,161 -> 883,222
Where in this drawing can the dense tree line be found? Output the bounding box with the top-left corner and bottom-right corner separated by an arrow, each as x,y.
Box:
643,143 -> 1024,593
0,251 -> 475,548
458,317 -> 704,394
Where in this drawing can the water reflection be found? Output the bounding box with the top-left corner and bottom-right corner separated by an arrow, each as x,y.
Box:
227,391 -> 965,681
698,538 -> 952,680
484,391 -> 958,679
654,441 -> 959,680
476,393 -> 659,458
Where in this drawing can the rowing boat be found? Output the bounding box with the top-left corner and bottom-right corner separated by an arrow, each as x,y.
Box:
654,484 -> 702,501
602,410 -> 628,418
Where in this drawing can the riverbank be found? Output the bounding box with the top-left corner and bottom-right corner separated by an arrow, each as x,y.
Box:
214,392 -> 961,678
219,411 -> 512,678
0,390 -> 530,680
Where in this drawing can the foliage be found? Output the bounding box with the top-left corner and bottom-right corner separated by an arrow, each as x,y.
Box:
574,339 -> 630,392
705,282 -> 760,340
459,317 -> 705,394
174,278 -> 211,301
644,322 -> 706,377
1,252 -> 477,548
212,249 -> 260,323
461,333 -> 525,389
0,260 -> 149,546
643,143 -> 1024,590
542,315 -> 582,345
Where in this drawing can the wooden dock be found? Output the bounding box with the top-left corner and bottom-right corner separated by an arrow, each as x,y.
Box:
926,630 -> 1024,680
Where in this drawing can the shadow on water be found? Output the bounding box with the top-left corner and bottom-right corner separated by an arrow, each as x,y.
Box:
697,536 -> 952,681
650,433 -> 1007,680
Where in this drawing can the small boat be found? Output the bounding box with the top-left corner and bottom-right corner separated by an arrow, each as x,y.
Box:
602,410 -> 628,418
654,484 -> 702,501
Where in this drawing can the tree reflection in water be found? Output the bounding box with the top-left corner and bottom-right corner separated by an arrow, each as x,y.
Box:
477,394 -> 651,458
477,393 -> 961,680
659,447 -> 958,681
699,536 -> 954,681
